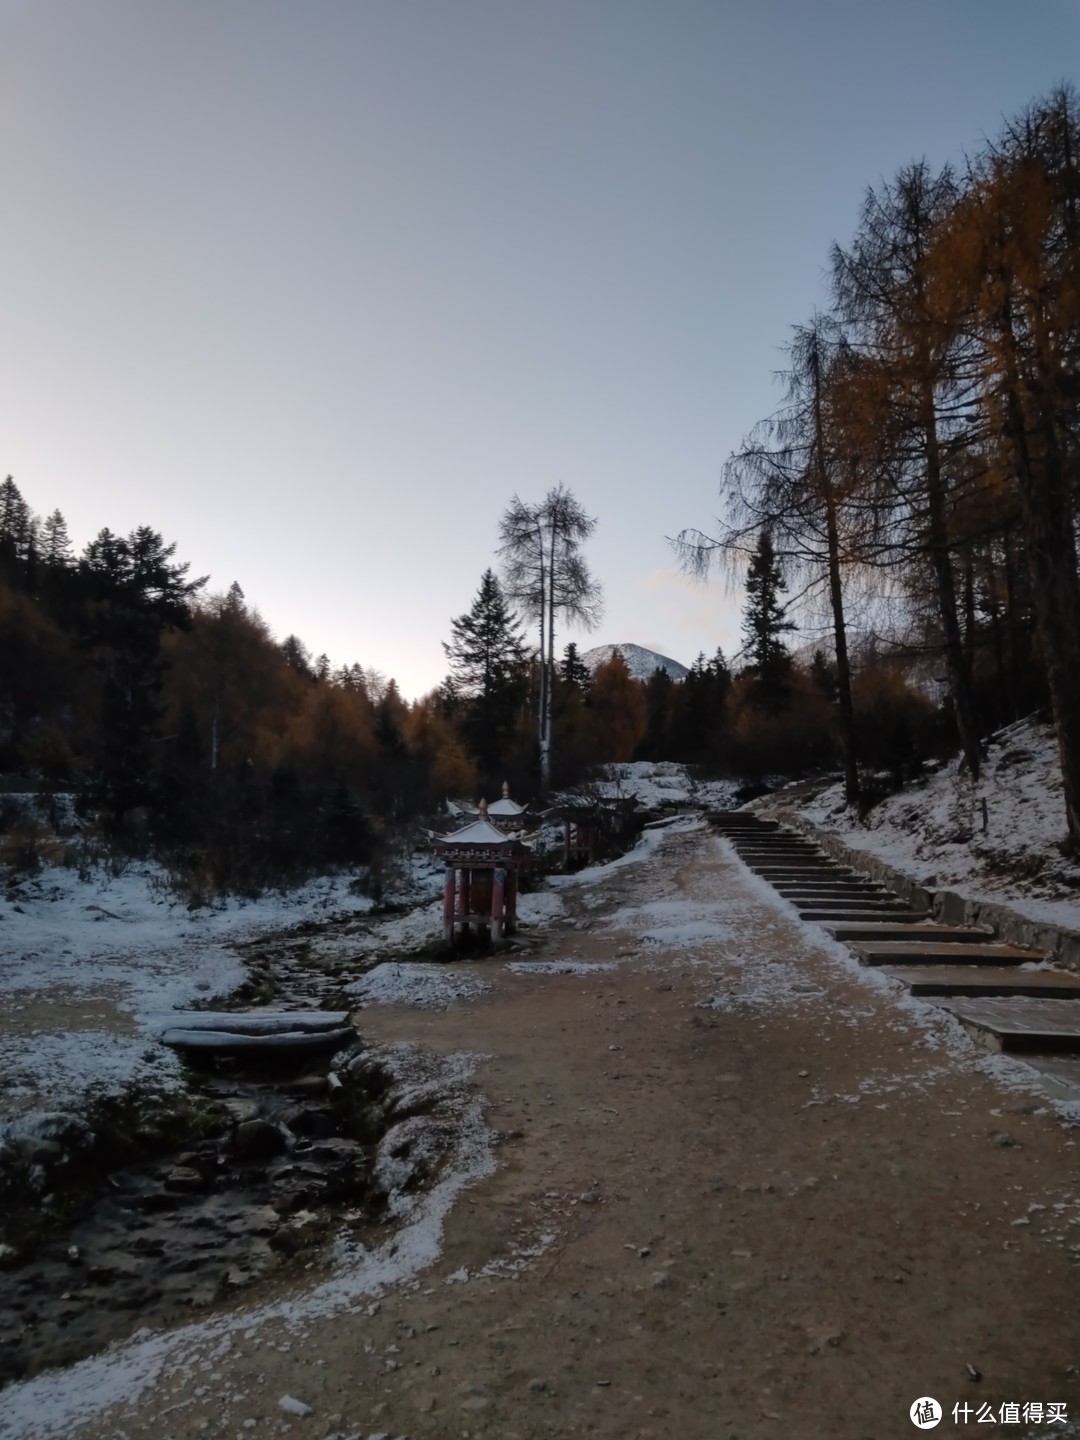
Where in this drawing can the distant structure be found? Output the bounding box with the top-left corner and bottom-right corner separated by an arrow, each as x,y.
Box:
581,643 -> 689,682
432,795 -> 532,947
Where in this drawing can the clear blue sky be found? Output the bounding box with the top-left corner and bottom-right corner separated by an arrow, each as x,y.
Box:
1,0 -> 1076,696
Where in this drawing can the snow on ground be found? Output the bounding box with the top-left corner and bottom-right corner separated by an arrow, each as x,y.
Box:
0,1045 -> 496,1440
348,961 -> 491,1009
0,863 -> 374,1124
515,890 -> 565,925
582,761 -> 738,811
507,959 -> 616,975
1,1032 -> 184,1120
548,815 -> 708,890
796,716 -> 1080,933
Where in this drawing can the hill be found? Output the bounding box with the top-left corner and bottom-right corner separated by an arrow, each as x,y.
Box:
581,643 -> 689,682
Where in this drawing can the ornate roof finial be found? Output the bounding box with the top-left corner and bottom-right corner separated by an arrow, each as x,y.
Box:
479,797 -> 488,817
502,780 -> 510,798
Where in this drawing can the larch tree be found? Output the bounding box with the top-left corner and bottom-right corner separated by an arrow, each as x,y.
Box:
832,161 -> 985,778
498,485 -> 602,788
941,88 -> 1080,843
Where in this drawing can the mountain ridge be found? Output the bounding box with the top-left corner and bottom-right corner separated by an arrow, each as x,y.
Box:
581,643 -> 689,682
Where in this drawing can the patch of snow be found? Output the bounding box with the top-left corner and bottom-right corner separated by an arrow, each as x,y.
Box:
0,864 -> 375,1127
348,962 -> 490,1009
514,890 -> 565,925
507,960 -> 616,975
549,815 -> 706,890
796,717 -> 1080,932
0,1032 -> 183,1115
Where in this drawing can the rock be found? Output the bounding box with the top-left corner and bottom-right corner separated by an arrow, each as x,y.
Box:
279,1394 -> 314,1417
234,1119 -> 289,1160
528,1378 -> 547,1392
993,1132 -> 1018,1148
165,1166 -> 205,1192
11,1135 -> 63,1166
650,1271 -> 672,1289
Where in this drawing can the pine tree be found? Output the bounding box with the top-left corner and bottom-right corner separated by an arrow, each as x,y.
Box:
40,509 -> 73,567
742,531 -> 794,709
77,526 -> 206,824
560,641 -> 592,693
0,476 -> 35,583
444,569 -> 530,782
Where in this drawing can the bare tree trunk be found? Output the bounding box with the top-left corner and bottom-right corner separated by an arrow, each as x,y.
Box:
920,378 -> 982,778
998,305 -> 1080,846
809,345 -> 859,806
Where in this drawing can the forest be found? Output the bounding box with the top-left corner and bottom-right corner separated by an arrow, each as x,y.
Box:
2,86 -> 1079,888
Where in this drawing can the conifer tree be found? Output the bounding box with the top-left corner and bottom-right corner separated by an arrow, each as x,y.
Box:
560,641 -> 592,693
741,531 -> 794,709
0,476 -> 35,582
40,509 -> 73,567
443,569 -> 530,783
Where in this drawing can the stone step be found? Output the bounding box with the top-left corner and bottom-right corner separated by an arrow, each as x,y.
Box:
775,884 -> 889,896
938,996 -> 1080,1053
746,862 -> 844,875
882,965 -> 1080,998
824,922 -> 995,944
744,858 -> 831,870
798,907 -> 931,922
796,897 -> 911,913
736,845 -> 832,856
854,942 -> 1044,966
1018,1054 -> 1080,1098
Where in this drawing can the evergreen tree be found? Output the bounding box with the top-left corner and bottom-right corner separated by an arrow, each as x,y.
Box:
40,509 -> 73,567
0,476 -> 35,583
77,526 -> 206,824
560,641 -> 591,693
443,569 -> 530,782
741,531 -> 794,709
281,634 -> 314,678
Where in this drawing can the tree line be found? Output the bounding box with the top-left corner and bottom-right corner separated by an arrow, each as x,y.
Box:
677,86 -> 1080,845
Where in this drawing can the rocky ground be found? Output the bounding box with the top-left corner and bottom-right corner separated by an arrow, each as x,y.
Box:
5,821 -> 1080,1439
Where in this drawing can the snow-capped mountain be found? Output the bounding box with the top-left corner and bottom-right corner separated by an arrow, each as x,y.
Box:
581,643 -> 689,682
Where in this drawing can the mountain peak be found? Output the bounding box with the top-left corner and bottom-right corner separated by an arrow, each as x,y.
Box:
581,643 -> 689,682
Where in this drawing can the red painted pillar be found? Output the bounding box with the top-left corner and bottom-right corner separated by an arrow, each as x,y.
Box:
459,868 -> 472,936
563,819 -> 571,865
491,866 -> 506,941
505,868 -> 518,934
442,866 -> 455,945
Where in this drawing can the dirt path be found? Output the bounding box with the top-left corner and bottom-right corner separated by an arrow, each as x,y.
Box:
15,825 -> 1080,1439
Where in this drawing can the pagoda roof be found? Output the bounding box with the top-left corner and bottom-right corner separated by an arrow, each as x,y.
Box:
439,818 -> 514,846
487,796 -> 527,816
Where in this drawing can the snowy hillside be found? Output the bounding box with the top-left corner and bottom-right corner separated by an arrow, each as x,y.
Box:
581,643 -> 688,681
793,715 -> 1080,930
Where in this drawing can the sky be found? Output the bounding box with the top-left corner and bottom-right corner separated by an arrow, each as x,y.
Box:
1,1 -> 1077,698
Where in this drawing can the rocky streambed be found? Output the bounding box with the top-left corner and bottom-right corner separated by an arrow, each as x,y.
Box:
0,911 -> 478,1388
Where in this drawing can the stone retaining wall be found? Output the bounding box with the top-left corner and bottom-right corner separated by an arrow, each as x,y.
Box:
774,808 -> 1080,972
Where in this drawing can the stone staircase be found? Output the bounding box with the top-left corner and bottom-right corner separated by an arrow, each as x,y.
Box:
710,811 -> 1080,1096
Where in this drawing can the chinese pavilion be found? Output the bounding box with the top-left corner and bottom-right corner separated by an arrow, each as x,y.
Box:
431,798 -> 533,947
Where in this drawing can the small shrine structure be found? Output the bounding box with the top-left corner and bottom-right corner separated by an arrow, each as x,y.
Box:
485,781 -> 529,832
431,799 -> 532,947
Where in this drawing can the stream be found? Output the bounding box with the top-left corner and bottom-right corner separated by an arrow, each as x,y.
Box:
0,910 -> 442,1387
